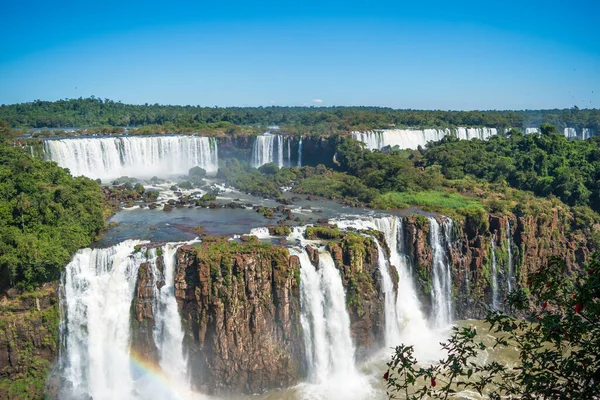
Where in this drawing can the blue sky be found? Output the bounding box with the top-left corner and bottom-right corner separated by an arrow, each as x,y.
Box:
1,0 -> 598,109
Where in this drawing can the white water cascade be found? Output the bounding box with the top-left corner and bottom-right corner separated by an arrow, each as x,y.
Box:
44,136 -> 219,181
59,240 -> 146,400
490,238 -> 499,310
332,216 -> 434,354
370,217 -> 430,342
525,127 -> 539,135
429,217 -> 453,328
293,248 -> 370,399
506,221 -> 514,292
373,240 -> 401,346
58,240 -> 194,400
352,127 -> 497,150
564,127 -> 577,138
251,133 -> 292,168
149,244 -> 193,396
297,137 -> 303,167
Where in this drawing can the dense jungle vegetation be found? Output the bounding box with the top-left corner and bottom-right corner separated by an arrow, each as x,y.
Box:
0,142 -> 105,291
1,97 -> 599,135
218,125 -> 600,248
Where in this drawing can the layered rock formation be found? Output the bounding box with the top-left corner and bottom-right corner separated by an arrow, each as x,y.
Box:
402,208 -> 592,319
0,284 -> 58,400
174,237 -> 304,395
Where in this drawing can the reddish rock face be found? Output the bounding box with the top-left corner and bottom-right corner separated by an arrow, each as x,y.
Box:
174,243 -> 305,395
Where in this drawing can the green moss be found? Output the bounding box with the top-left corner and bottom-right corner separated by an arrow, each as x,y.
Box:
305,226 -> 345,240
269,225 -> 291,236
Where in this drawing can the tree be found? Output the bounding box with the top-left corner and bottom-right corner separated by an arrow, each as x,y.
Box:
384,255 -> 600,399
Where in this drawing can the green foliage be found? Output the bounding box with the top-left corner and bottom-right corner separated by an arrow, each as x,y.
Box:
217,158 -> 303,199
372,191 -> 483,213
2,98 -> 599,137
188,166 -> 207,178
424,129 -> 600,213
305,226 -> 345,240
0,143 -> 104,290
178,181 -> 194,190
258,163 -> 280,175
385,254 -> 600,399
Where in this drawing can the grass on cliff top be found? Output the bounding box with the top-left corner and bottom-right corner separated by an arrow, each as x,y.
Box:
372,190 -> 485,213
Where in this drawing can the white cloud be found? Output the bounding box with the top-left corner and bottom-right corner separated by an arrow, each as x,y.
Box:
312,99 -> 323,104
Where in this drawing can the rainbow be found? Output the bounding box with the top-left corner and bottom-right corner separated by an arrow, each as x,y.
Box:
128,348 -> 201,400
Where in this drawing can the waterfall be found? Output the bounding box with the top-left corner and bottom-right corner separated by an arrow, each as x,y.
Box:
277,135 -> 284,167
59,240 -> 146,399
297,137 -> 303,167
564,127 -> 577,138
373,239 -> 401,346
506,221 -> 514,292
251,133 -> 290,168
491,238 -> 499,310
149,244 -> 191,394
295,248 -> 357,381
352,127 -> 497,150
525,127 -> 539,134
370,217 -> 429,339
429,217 -> 453,328
59,240 -> 194,400
332,216 -> 431,349
287,137 -> 292,166
44,136 -> 219,181
583,128 -> 592,139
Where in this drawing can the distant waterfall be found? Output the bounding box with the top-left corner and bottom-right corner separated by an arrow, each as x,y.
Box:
564,127 -> 577,138
294,248 -> 357,383
58,240 -> 193,400
429,217 -> 453,328
352,127 -> 497,150
44,136 -> 219,181
491,238 -> 499,310
251,133 -> 292,168
297,137 -> 303,167
525,127 -> 539,134
583,128 -> 593,139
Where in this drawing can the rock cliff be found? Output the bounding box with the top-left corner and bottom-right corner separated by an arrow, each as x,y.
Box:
173,237 -> 304,395
0,284 -> 58,400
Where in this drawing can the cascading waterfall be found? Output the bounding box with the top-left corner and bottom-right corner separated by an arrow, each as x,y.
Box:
352,127 -> 497,150
583,128 -> 592,139
525,127 -> 539,134
59,240 -> 146,400
373,240 -> 401,346
564,127 -> 577,138
370,217 -> 429,341
297,137 -> 303,167
251,133 -> 292,168
44,136 -> 219,181
333,216 -> 431,350
277,135 -> 284,167
491,238 -> 499,310
429,217 -> 453,328
149,244 -> 192,395
506,221 -> 514,292
58,240 -> 194,400
293,247 -> 371,398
